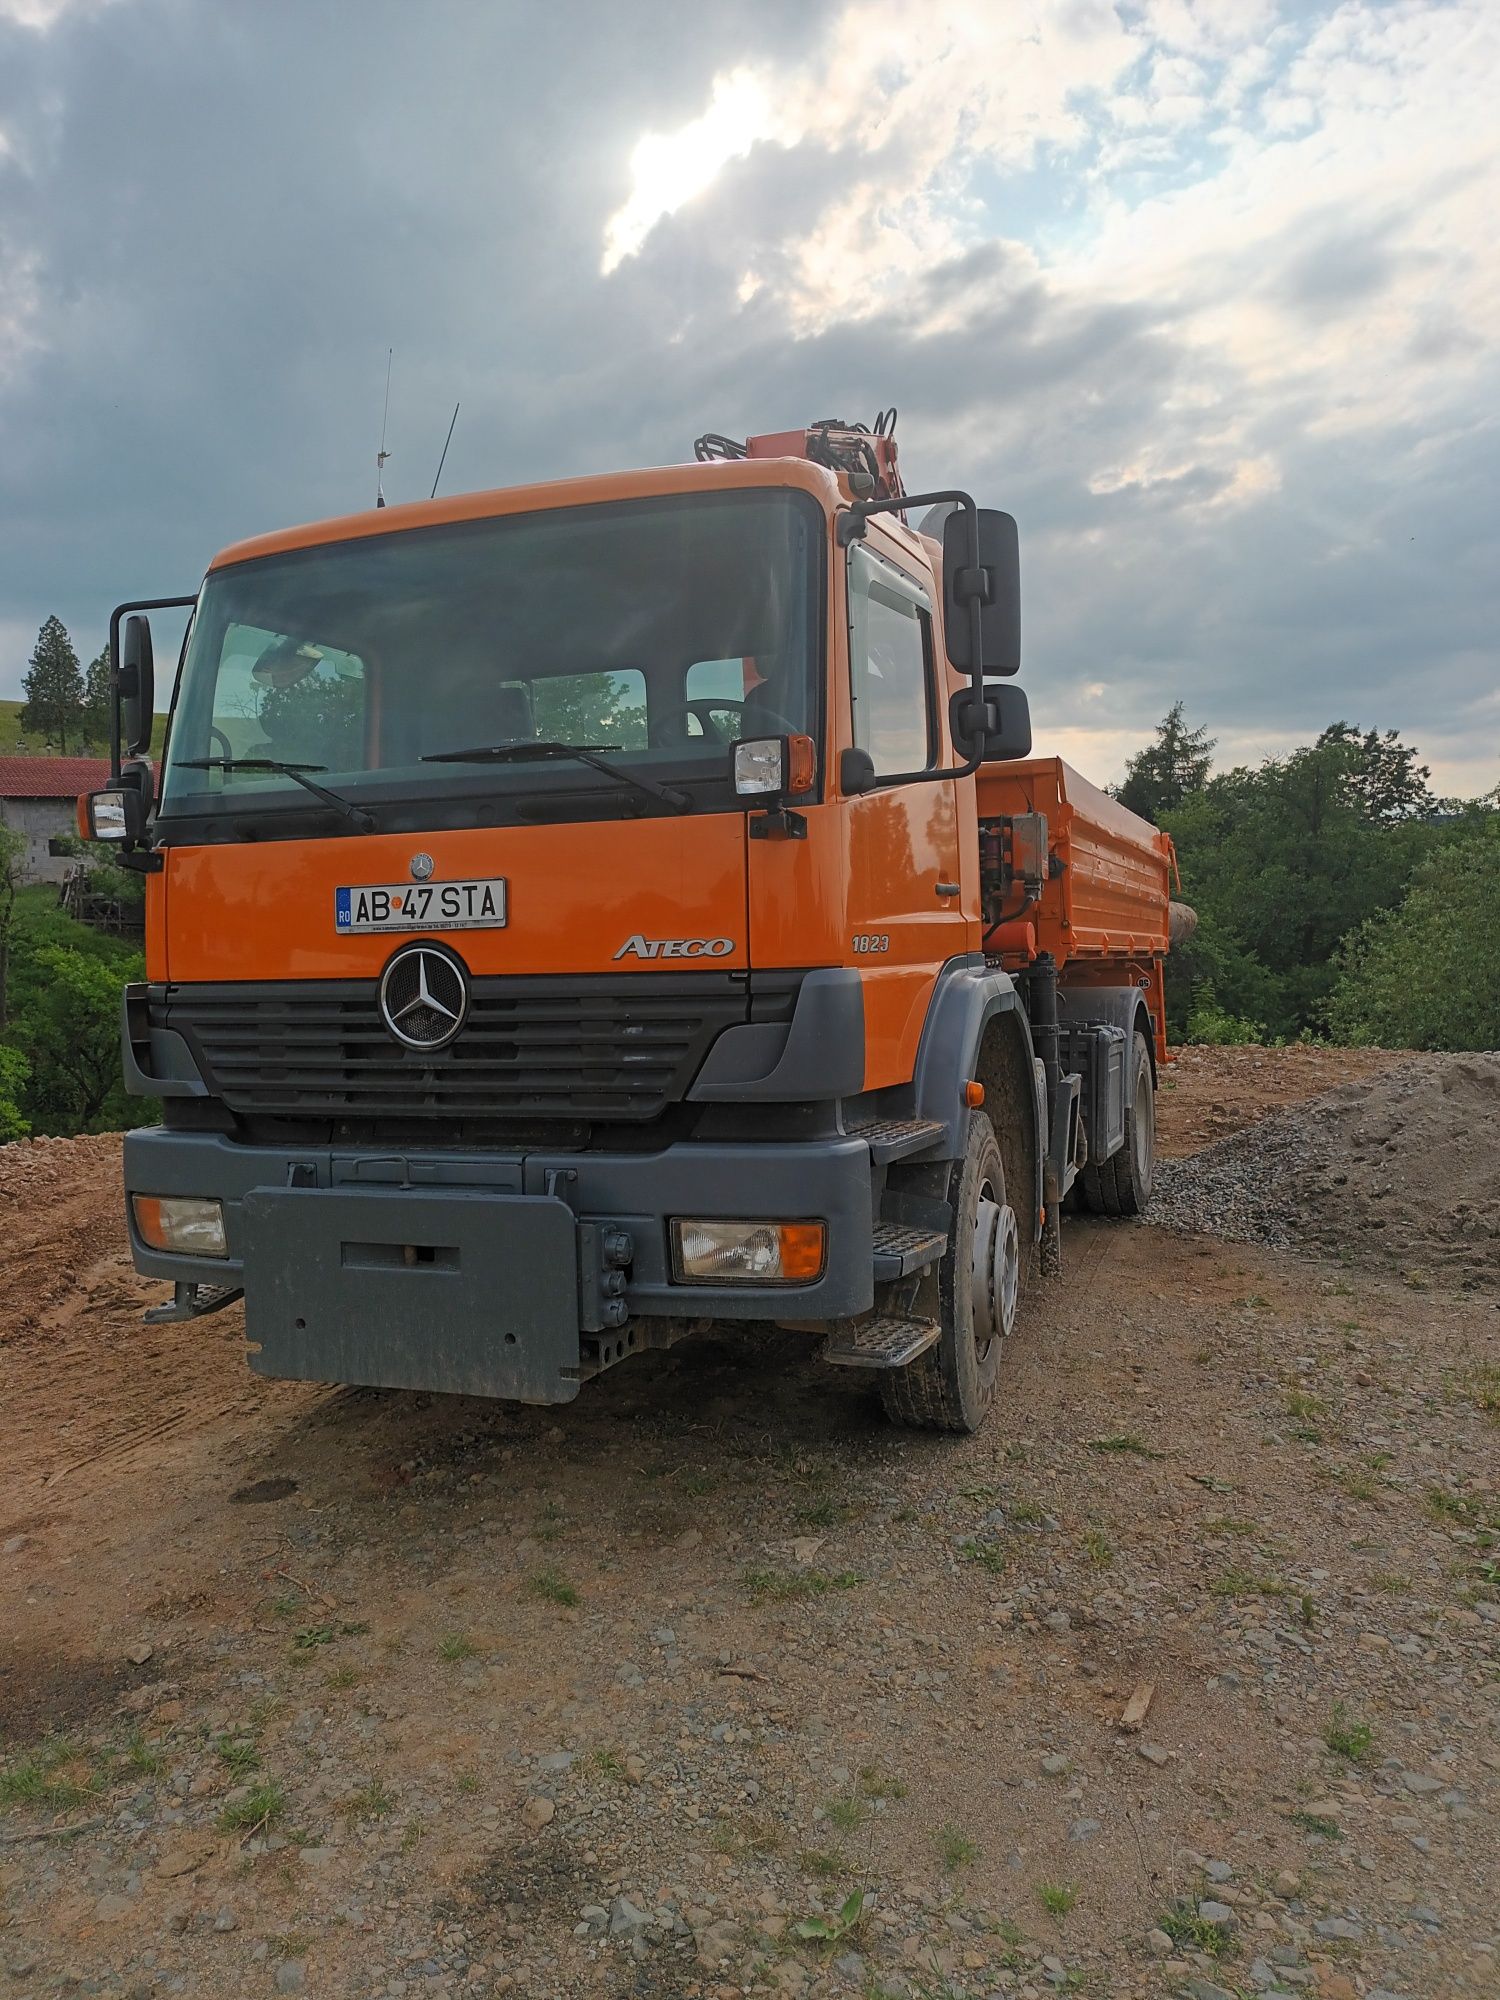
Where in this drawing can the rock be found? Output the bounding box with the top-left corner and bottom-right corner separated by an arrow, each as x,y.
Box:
520,1795 -> 555,1830
125,1641 -> 155,1665
623,1753 -> 647,1784
1137,1741 -> 1170,1766
1198,1900 -> 1234,1925
1274,1870 -> 1301,1898
695,1917 -> 742,1965
2,1534 -> 27,1555
608,1897 -> 652,1938
275,1963 -> 307,1994
1119,1680 -> 1155,1731
298,1845 -> 335,1868
1314,1916 -> 1362,1940
155,1833 -> 219,1879
214,1907 -> 238,1932
833,1951 -> 866,1982
1146,1928 -> 1174,1957
3,1952 -> 39,1979
1069,1818 -> 1102,1842
1184,1981 -> 1237,2000
1205,1858 -> 1233,1882
95,1893 -> 134,1920
1040,1752 -> 1070,1776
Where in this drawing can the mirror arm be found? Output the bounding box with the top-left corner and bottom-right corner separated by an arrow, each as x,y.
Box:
107,593 -> 197,779
838,488 -> 987,790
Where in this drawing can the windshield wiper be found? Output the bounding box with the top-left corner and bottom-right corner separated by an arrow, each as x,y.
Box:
422,740 -> 693,814
175,758 -> 377,831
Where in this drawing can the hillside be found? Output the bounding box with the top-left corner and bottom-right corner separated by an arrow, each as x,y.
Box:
0,697 -> 169,758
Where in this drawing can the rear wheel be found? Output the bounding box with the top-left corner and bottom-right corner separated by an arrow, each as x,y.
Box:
881,1111 -> 1019,1434
1077,1026 -> 1155,1216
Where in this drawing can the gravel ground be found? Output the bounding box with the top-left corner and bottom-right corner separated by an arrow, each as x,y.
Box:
2,1052 -> 1498,2000
1151,1053 -> 1500,1291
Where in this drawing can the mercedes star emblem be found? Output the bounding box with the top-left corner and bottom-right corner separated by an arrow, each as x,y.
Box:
378,945 -> 469,1050
409,852 -> 435,881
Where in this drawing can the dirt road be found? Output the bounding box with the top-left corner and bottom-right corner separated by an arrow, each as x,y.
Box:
2,1050 -> 1496,2000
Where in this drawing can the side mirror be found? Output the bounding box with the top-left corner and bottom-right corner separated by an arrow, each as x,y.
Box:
943,508 -> 1020,676
950,683 -> 1031,763
79,785 -> 147,845
119,613 -> 155,758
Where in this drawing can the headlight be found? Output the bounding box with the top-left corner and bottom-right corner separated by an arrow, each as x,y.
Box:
670,1218 -> 826,1284
733,734 -> 815,797
133,1194 -> 228,1258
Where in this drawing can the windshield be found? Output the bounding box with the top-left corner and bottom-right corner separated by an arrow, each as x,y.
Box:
160,488 -> 820,828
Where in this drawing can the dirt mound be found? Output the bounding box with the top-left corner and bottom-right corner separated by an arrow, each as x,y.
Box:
1151,1052 -> 1500,1288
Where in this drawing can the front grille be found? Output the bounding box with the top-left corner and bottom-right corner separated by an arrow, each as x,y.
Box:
156,974 -> 749,1125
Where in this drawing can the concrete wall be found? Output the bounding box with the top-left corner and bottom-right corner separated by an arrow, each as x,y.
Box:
0,796 -> 76,884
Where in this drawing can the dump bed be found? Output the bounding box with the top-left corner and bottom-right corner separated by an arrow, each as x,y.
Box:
975,756 -> 1173,969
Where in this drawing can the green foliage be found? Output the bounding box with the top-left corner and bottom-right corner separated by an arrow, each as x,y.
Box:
1,886 -> 154,1138
1184,984 -> 1266,1046
80,647 -> 113,751
0,1043 -> 30,1141
1328,815 -> 1500,1050
20,615 -> 84,753
1116,701 -> 1215,824
1158,719 -> 1459,1041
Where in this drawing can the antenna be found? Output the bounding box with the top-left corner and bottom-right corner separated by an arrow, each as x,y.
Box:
431,401 -> 460,500
375,348 -> 393,508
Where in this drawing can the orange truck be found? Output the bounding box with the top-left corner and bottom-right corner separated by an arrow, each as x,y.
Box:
84,415 -> 1173,1433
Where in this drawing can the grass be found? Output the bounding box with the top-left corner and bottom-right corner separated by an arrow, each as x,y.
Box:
343,1778 -> 395,1821
797,1846 -> 842,1879
1290,1808 -> 1343,1838
524,1566 -> 580,1607
743,1567 -> 863,1604
1009,1499 -> 1047,1526
938,1825 -> 978,1871
437,1631 -> 476,1663
824,1795 -> 867,1834
1373,1571 -> 1413,1595
215,1736 -> 261,1780
1082,1527 -> 1114,1567
1324,1702 -> 1374,1763
796,1497 -> 850,1529
1205,1516 -> 1261,1537
957,1538 -> 1007,1574
1464,1365 -> 1500,1421
1036,1882 -> 1077,1918
1285,1390 -> 1326,1420
1087,1434 -> 1163,1459
591,1748 -> 624,1780
857,1763 -> 907,1802
291,1625 -> 336,1652
0,1737 -> 95,1815
535,1500 -> 566,1542
323,1665 -> 361,1690
219,1781 -> 287,1832
1333,1463 -> 1381,1501
1158,1902 -> 1231,1957
0,696 -> 168,756
456,1771 -> 480,1795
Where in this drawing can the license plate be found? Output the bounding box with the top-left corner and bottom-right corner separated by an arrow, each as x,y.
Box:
335,877 -> 508,934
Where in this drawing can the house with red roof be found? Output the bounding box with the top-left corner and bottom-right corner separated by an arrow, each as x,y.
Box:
0,756 -> 113,883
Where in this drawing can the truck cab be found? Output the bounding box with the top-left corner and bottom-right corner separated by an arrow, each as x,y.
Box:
90,425 -> 1166,1433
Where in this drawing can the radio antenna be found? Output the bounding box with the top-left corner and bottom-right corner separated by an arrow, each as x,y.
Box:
430,401 -> 460,500
375,348 -> 393,508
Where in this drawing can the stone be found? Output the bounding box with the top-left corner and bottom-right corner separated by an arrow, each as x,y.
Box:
623,1753 -> 647,1783
1138,1741 -> 1170,1766
1205,1858 -> 1233,1882
1274,1870 -> 1301,1898
298,1846 -> 335,1868
275,1963 -> 307,1994
155,1834 -> 219,1880
214,1907 -> 238,1933
125,1641 -> 155,1665
608,1897 -> 652,1938
1146,1928 -> 1174,1957
520,1795 -> 555,1830
1040,1753 -> 1070,1776
1199,1900 -> 1235,1925
2,1535 -> 27,1555
1314,1917 -> 1362,1941
695,1917 -> 742,1965
1069,1818 -> 1102,1842
95,1893 -> 134,1920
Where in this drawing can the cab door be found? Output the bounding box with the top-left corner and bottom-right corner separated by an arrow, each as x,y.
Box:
844,531 -> 968,1090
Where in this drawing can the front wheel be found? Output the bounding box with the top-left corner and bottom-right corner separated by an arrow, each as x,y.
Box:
880,1110 -> 1019,1434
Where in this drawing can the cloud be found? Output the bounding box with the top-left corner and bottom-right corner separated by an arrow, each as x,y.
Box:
0,0 -> 1495,801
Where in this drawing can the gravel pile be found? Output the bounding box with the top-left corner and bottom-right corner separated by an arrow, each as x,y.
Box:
1151,1051 -> 1500,1288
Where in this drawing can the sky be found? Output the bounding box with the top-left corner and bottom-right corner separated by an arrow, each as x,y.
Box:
0,0 -> 1496,794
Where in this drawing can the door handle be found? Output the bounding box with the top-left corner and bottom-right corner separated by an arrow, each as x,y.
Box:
935,881 -> 961,897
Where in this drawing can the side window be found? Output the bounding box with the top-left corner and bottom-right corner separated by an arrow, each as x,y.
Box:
847,544 -> 933,776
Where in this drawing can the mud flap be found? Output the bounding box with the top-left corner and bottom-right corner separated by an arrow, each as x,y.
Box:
242,1186 -> 581,1401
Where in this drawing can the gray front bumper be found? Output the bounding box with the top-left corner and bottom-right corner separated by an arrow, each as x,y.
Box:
123,1128 -> 875,1394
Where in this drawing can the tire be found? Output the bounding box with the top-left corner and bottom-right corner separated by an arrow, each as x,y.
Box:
1077,1027 -> 1155,1217
881,1110 -> 1017,1435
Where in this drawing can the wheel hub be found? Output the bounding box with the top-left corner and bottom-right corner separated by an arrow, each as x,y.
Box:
971,1192 -> 1019,1350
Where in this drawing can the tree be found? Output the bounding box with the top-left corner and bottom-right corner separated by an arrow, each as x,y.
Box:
0,824 -> 22,1031
1329,815 -> 1500,1050
1117,702 -> 1216,824
0,1045 -> 28,1143
80,645 -> 113,751
1316,722 -> 1435,822
20,615 -> 85,753
12,942 -> 142,1132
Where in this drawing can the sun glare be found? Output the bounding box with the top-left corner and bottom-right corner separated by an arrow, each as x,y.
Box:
601,68 -> 778,274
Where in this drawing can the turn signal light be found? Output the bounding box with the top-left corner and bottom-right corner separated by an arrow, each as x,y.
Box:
133,1194 -> 228,1258
670,1218 -> 827,1284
